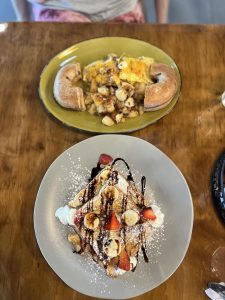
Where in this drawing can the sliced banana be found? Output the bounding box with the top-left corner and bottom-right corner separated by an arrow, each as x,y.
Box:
68,233 -> 82,253
122,209 -> 139,226
102,186 -> 119,201
130,256 -> 137,270
69,189 -> 86,208
98,169 -> 111,184
84,212 -> 100,230
103,238 -> 121,258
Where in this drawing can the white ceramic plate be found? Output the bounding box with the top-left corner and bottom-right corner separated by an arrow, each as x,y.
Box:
34,135 -> 193,299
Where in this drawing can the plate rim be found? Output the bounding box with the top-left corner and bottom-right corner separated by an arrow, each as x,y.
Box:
38,37 -> 182,133
33,134 -> 193,299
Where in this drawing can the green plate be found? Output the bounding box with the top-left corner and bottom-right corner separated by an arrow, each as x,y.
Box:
39,37 -> 181,133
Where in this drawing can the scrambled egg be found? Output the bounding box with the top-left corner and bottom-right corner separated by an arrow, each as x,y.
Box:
119,56 -> 154,84
83,55 -> 154,86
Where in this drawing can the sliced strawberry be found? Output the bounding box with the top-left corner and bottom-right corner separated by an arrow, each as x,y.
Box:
105,211 -> 121,231
73,211 -> 83,225
118,250 -> 130,271
141,207 -> 156,221
99,154 -> 113,165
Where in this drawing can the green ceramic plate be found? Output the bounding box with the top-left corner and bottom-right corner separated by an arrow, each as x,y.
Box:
39,37 -> 181,133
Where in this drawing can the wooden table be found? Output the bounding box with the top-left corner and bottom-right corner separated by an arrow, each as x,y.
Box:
0,22 -> 225,300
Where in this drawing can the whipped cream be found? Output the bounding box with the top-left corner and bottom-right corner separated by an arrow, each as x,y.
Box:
55,205 -> 76,226
149,204 -> 164,227
116,174 -> 129,194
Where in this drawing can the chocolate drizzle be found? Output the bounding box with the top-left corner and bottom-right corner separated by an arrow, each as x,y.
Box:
141,176 -> 146,196
90,162 -> 102,181
122,194 -> 128,212
87,179 -> 96,206
112,158 -> 134,182
110,170 -> 118,184
141,245 -> 149,263
139,224 -> 149,263
71,156 -> 151,273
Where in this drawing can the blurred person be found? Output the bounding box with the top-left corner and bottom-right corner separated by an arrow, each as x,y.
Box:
11,0 -> 169,23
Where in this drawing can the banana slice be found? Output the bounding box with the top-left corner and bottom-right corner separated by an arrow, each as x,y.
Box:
122,209 -> 139,226
103,238 -> 121,258
130,256 -> 137,270
68,233 -> 82,253
98,169 -> 111,184
69,189 -> 86,208
102,186 -> 119,201
84,212 -> 99,230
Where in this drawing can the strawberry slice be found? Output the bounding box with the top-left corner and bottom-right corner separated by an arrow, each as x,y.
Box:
118,250 -> 130,271
141,207 -> 156,221
99,154 -> 113,165
105,211 -> 121,231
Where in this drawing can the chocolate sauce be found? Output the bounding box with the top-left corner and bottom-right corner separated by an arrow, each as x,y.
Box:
138,225 -> 149,263
112,158 -> 134,182
90,162 -> 102,181
132,254 -> 138,272
81,188 -> 87,205
89,179 -> 97,199
141,245 -> 149,263
110,170 -> 118,184
141,176 -> 146,196
122,194 -> 128,212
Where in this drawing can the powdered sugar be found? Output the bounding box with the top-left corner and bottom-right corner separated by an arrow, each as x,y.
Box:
56,152 -> 166,284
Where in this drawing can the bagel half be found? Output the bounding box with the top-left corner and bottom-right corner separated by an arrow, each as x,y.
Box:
144,63 -> 178,111
53,63 -> 86,111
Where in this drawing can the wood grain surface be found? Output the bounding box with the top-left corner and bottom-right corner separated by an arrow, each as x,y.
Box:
0,23 -> 225,300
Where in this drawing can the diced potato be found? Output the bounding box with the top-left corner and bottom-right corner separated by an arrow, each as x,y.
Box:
115,88 -> 127,102
115,101 -> 125,110
92,93 -> 104,106
128,110 -> 139,118
122,107 -> 129,115
115,113 -> 124,124
98,86 -> 109,96
102,116 -> 115,126
125,97 -> 134,108
85,93 -> 93,105
90,80 -> 98,93
88,103 -> 97,115
106,103 -> 115,113
97,104 -> 106,114
121,82 -> 134,97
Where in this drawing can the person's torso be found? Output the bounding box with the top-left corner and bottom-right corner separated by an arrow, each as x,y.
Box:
28,0 -> 138,21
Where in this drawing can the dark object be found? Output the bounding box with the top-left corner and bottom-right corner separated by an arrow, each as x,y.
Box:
208,282 -> 225,297
212,151 -> 225,224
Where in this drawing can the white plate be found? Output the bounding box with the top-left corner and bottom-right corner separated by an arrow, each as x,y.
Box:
34,135 -> 193,299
